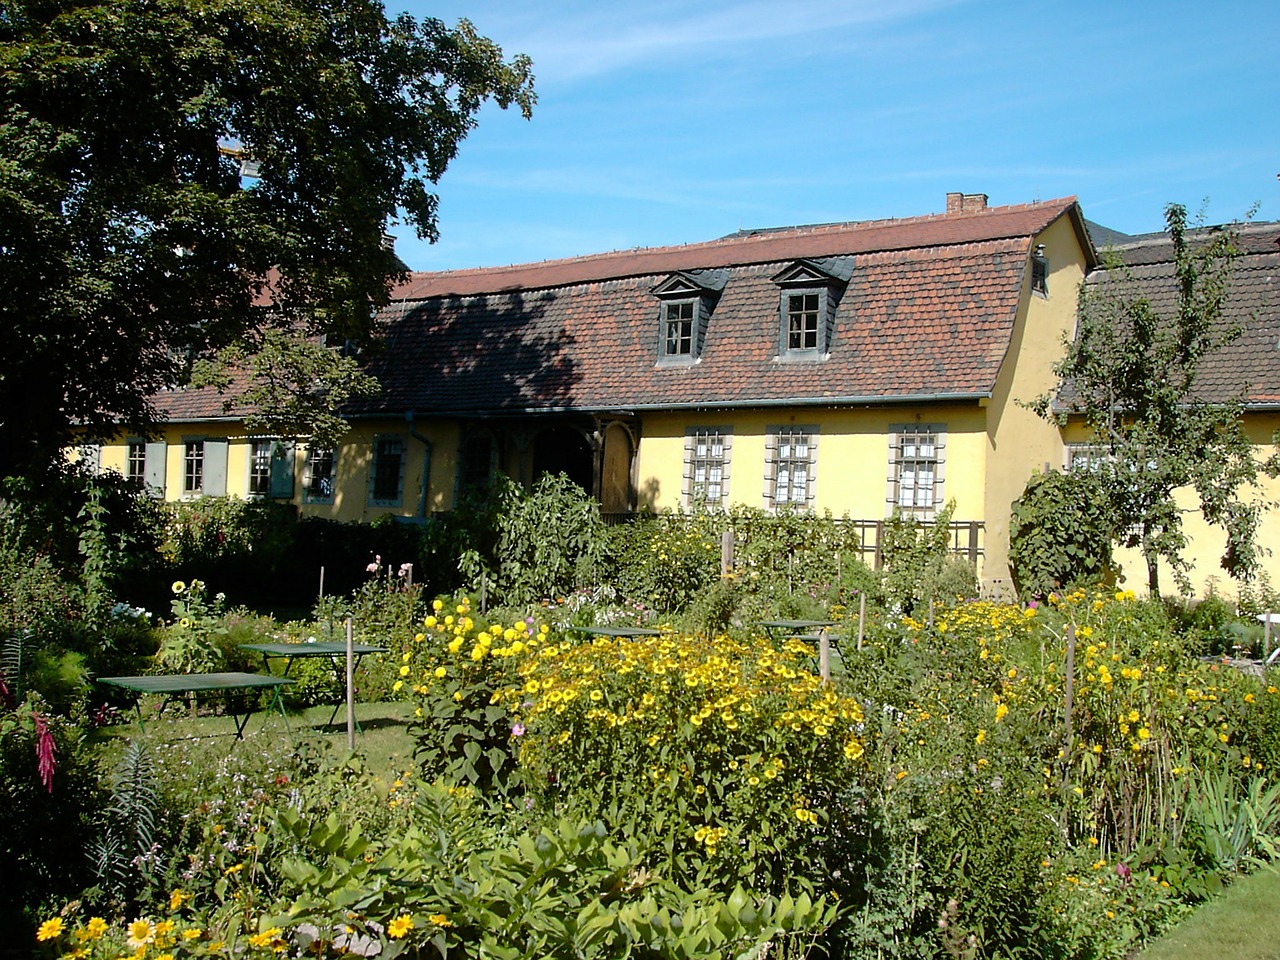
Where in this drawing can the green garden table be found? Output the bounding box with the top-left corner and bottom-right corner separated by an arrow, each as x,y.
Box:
758,619 -> 837,640
567,625 -> 664,639
97,672 -> 293,739
240,641 -> 388,728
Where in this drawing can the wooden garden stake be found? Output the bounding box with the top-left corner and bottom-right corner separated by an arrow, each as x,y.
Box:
319,565 -> 325,600
346,617 -> 356,751
721,530 -> 734,577
1063,624 -> 1076,797
819,628 -> 831,683
857,592 -> 866,652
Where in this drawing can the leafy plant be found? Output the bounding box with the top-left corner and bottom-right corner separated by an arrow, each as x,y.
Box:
89,740 -> 162,912
1009,468 -> 1116,598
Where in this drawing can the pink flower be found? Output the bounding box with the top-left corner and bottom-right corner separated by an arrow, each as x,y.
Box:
33,713 -> 56,794
1116,862 -> 1131,883
511,723 -> 526,737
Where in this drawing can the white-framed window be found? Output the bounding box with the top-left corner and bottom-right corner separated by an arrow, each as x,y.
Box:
248,440 -> 273,497
368,435 -> 406,507
183,440 -> 204,495
888,423 -> 946,516
663,300 -> 697,358
127,440 -> 147,484
303,446 -> 336,504
684,427 -> 731,508
785,292 -> 821,352
765,425 -> 817,510
126,439 -> 166,497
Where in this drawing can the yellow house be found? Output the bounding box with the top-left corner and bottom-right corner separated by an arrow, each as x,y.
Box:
94,192 -> 1100,596
1060,220 -> 1280,596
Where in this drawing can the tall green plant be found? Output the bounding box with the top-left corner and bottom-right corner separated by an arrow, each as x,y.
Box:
459,473 -> 608,606
89,740 -> 162,911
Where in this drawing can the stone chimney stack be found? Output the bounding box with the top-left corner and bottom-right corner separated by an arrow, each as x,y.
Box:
946,192 -> 989,214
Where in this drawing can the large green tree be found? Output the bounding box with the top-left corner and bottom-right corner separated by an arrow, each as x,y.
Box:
1032,204 -> 1263,595
0,0 -> 533,477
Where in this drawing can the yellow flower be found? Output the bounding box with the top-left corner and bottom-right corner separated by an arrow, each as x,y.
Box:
85,918 -> 108,940
248,928 -> 283,948
386,915 -> 415,939
994,703 -> 1009,723
434,666 -> 447,679
432,599 -> 444,612
169,890 -> 188,912
975,729 -> 986,745
171,580 -> 186,594
399,665 -> 411,676
428,914 -> 453,928
36,918 -> 64,941
1137,727 -> 1150,740
126,919 -> 156,949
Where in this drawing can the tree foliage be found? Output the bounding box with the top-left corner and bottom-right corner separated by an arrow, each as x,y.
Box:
0,0 -> 534,477
1032,203 -> 1261,594
1008,467 -> 1115,598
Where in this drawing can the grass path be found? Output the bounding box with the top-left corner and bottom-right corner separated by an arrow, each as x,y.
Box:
1134,865 -> 1280,960
92,699 -> 418,781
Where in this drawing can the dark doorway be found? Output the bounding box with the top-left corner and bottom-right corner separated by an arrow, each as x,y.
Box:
532,426 -> 594,493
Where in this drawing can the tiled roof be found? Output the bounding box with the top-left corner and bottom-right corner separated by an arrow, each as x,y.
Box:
1077,222 -> 1280,407
154,196 -> 1085,421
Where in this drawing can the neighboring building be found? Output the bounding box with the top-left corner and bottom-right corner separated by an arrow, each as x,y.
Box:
1062,221 -> 1280,595
97,192 -> 1096,596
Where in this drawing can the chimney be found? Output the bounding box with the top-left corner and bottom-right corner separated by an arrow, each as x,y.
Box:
946,192 -> 988,214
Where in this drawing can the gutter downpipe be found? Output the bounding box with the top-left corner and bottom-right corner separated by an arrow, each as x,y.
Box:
405,410 -> 431,520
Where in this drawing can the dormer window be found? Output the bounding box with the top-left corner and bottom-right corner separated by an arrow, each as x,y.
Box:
1031,243 -> 1048,297
663,300 -> 696,357
786,292 -> 820,351
652,270 -> 726,365
771,257 -> 851,360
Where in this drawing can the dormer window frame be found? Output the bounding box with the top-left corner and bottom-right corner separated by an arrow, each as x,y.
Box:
770,258 -> 850,362
652,270 -> 725,367
661,297 -> 700,361
1031,243 -> 1049,297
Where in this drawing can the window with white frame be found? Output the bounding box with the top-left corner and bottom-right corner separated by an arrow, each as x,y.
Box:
684,427 -> 731,507
888,424 -> 945,516
183,441 -> 204,495
303,446 -> 336,504
248,440 -> 273,496
766,425 -> 817,510
127,441 -> 147,484
369,435 -> 406,507
785,292 -> 821,352
663,300 -> 696,358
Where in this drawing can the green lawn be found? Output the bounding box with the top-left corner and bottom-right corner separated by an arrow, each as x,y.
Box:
93,699 -> 418,781
1134,865 -> 1280,960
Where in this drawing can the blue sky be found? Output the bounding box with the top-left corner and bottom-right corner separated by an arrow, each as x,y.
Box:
388,0 -> 1280,273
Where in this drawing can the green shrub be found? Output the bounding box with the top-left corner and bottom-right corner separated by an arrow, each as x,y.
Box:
1009,468 -> 1115,599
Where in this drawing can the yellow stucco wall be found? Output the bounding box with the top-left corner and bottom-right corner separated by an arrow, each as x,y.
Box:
981,214 -> 1089,596
634,403 -> 991,567
1063,414 -> 1280,598
94,417 -> 465,522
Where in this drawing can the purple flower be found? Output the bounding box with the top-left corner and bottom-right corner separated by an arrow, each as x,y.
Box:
1116,862 -> 1132,883
511,723 -> 526,738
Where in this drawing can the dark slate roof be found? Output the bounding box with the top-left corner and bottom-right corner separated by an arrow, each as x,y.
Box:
1085,219 -> 1133,251
1077,221 -> 1280,407
154,197 -> 1088,421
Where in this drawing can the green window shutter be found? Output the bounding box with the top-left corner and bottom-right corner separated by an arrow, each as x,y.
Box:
144,442 -> 167,497
269,440 -> 295,498
204,439 -> 229,496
